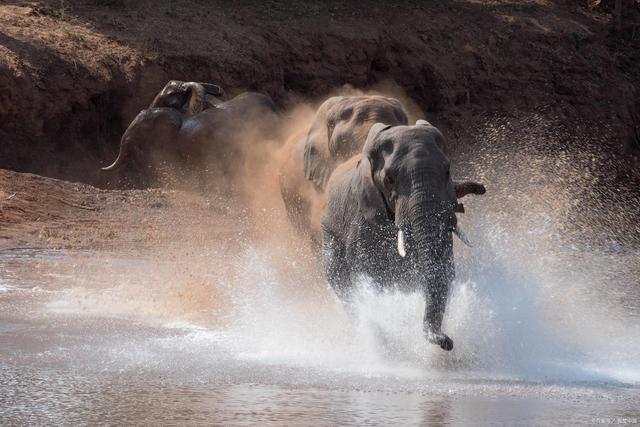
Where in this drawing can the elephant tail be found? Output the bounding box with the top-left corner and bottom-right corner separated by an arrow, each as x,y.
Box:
101,150 -> 123,171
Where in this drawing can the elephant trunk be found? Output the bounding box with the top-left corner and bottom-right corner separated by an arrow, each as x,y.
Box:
402,188 -> 456,350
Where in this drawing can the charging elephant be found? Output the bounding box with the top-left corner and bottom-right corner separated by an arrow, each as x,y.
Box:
279,95 -> 409,242
321,120 -> 486,351
101,91 -> 277,182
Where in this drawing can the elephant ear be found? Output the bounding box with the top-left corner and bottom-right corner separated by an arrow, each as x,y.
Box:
182,82 -> 207,115
303,97 -> 344,191
454,181 -> 486,198
303,126 -> 334,191
415,119 -> 446,151
358,122 -> 394,224
389,98 -> 409,125
357,155 -> 391,224
201,83 -> 226,108
200,83 -> 225,98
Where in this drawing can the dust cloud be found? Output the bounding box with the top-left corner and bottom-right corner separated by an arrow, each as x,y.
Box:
55,84 -> 425,329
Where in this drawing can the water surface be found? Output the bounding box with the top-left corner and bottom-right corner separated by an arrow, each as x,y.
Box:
1,240 -> 638,426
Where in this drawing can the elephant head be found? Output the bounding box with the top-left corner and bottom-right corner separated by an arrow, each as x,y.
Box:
101,107 -> 182,171
149,80 -> 225,115
304,96 -> 409,191
358,120 -> 485,350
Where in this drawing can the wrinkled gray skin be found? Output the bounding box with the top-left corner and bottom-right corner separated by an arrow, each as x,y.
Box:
101,90 -> 277,175
321,120 -> 486,351
149,80 -> 226,114
280,95 -> 409,243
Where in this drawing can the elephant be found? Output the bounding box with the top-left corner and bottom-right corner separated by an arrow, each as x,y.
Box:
320,120 -> 486,351
101,90 -> 277,184
149,80 -> 226,114
279,95 -> 409,242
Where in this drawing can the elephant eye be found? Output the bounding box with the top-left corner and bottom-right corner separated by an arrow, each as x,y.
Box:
384,174 -> 394,186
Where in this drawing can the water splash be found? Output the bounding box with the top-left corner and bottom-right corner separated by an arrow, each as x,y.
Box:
209,240 -> 638,385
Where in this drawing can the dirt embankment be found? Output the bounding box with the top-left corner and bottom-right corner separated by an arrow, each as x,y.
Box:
1,0 -> 639,187
0,168 -> 243,250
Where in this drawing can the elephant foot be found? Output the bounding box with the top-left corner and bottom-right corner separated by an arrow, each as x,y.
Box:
425,330 -> 453,351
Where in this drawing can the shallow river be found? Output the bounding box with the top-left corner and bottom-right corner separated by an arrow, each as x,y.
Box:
1,226 -> 639,426
3,129 -> 640,425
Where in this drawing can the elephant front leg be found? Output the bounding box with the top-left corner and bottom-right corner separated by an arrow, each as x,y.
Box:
423,283 -> 453,351
321,229 -> 352,301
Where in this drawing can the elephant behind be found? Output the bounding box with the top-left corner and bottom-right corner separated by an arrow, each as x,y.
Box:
279,95 -> 409,243
148,80 -> 226,114
321,120 -> 486,351
102,87 -> 278,187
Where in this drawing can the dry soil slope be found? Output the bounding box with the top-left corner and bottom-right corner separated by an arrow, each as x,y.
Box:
0,0 -> 638,185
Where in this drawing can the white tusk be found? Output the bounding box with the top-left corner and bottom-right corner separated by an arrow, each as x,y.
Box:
453,225 -> 473,247
397,229 -> 407,257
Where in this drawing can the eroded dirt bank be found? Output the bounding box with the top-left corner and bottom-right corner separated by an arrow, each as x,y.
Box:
1,0 -> 639,187
0,168 -> 244,250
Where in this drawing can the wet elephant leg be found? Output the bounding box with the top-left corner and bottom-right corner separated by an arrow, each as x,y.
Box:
321,229 -> 352,300
423,282 -> 453,351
